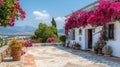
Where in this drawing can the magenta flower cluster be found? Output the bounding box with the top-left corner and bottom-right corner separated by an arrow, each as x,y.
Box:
64,0 -> 120,34
46,37 -> 57,43
26,40 -> 32,47
0,0 -> 26,27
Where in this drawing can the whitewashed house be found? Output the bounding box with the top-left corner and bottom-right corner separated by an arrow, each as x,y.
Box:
66,0 -> 120,57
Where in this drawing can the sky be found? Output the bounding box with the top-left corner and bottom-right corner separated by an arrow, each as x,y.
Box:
15,0 -> 96,29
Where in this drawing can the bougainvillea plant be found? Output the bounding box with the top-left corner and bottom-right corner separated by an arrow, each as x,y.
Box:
64,0 -> 120,34
46,37 -> 57,43
0,0 -> 26,27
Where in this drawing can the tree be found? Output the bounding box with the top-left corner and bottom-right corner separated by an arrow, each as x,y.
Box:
30,35 -> 37,40
51,17 -> 58,36
0,0 -> 26,27
31,23 -> 57,42
51,18 -> 56,27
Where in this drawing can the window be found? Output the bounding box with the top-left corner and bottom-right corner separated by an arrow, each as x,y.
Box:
108,24 -> 114,39
72,29 -> 75,40
79,29 -> 82,35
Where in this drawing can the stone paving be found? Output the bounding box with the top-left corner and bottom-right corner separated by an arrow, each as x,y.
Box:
0,57 -> 23,67
0,45 -> 120,67
27,45 -> 120,67
24,54 -> 36,67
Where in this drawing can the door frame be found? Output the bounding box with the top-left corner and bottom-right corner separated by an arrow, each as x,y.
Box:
87,29 -> 93,49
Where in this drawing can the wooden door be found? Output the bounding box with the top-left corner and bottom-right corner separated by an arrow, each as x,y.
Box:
88,29 -> 92,49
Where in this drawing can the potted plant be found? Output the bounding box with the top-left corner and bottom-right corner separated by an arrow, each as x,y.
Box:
74,43 -> 81,50
8,38 -> 22,61
59,36 -> 66,47
93,43 -> 99,54
19,40 -> 27,55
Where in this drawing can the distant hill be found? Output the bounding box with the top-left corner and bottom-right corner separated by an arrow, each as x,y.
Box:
0,26 -> 65,35
0,26 -> 36,35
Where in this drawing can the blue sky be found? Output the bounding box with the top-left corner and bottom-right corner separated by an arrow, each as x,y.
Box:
15,0 -> 96,29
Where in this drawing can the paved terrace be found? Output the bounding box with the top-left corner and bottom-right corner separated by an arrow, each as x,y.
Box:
0,44 -> 120,67
28,44 -> 120,67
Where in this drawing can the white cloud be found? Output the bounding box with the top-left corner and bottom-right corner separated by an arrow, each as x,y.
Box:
55,17 -> 66,29
55,17 -> 66,23
33,10 -> 66,29
33,10 -> 50,22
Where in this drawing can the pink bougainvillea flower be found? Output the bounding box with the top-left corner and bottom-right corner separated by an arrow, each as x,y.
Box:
20,11 -> 26,20
9,22 -> 14,27
0,0 -> 26,27
46,37 -> 57,43
0,0 -> 5,6
64,0 -> 120,34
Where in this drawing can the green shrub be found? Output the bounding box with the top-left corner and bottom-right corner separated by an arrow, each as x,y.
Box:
59,35 -> 66,42
0,38 -> 8,48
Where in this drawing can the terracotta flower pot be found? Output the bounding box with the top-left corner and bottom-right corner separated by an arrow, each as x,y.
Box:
98,48 -> 102,55
11,47 -> 21,61
62,43 -> 65,47
94,49 -> 98,54
74,46 -> 80,50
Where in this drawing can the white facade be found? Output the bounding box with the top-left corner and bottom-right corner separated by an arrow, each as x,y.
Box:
66,1 -> 120,57
67,21 -> 120,57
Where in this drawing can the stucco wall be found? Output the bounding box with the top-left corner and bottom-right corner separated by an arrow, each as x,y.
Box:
74,28 -> 86,49
106,21 -> 120,57
92,26 -> 102,49
67,21 -> 120,57
93,21 -> 120,57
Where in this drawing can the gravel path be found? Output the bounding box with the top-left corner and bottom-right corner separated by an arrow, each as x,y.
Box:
27,45 -> 120,67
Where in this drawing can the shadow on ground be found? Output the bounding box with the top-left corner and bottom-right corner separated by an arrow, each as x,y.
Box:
52,45 -> 120,66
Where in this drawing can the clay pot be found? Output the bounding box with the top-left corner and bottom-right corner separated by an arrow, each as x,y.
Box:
74,46 -> 80,50
98,48 -> 102,55
94,49 -> 98,54
62,43 -> 65,47
11,47 -> 21,61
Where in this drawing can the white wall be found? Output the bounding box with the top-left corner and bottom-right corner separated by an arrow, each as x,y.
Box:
74,28 -> 86,49
92,26 -> 102,48
67,21 -> 120,57
92,21 -> 120,57
106,21 -> 120,57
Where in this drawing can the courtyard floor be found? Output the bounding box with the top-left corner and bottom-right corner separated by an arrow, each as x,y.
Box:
0,44 -> 120,67
27,45 -> 120,67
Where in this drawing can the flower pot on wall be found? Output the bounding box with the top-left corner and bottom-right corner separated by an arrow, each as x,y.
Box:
11,47 -> 21,61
